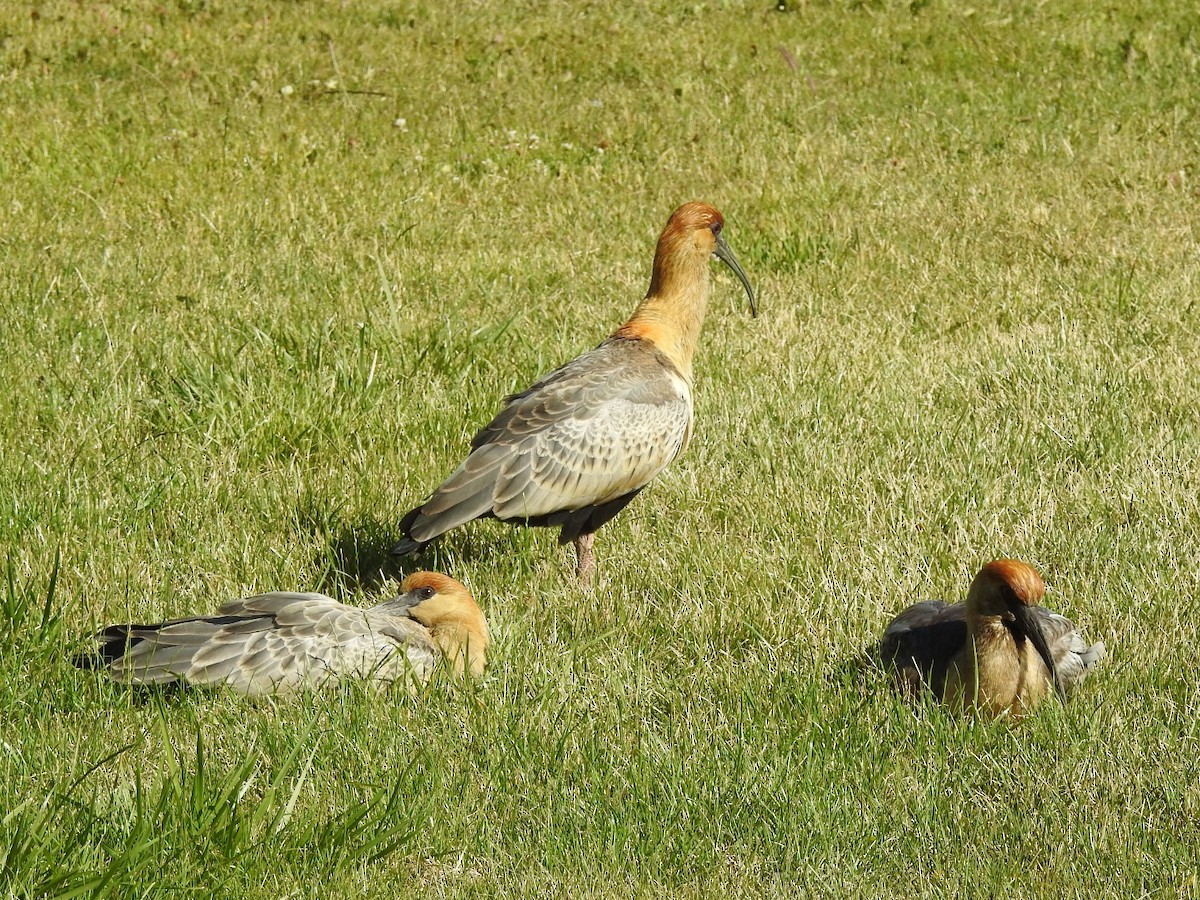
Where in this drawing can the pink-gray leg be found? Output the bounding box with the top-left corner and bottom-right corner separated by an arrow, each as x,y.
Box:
573,533 -> 596,583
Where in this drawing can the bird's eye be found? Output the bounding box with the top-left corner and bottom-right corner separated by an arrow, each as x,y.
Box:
417,586 -> 436,601
710,221 -> 723,237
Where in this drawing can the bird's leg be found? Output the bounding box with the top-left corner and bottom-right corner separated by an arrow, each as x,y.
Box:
573,533 -> 596,583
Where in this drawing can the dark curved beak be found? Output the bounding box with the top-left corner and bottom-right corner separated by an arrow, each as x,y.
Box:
713,233 -> 757,318
1015,605 -> 1067,703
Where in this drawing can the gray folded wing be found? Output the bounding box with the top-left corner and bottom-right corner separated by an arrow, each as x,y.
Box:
1029,607 -> 1106,690
404,339 -> 692,544
878,601 -> 968,699
99,592 -> 439,695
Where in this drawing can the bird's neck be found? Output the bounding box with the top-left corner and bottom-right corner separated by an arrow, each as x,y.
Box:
964,616 -> 1037,716
969,616 -> 1014,669
610,264 -> 711,381
432,623 -> 488,677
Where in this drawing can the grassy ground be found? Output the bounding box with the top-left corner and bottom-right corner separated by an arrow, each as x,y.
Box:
3,0 -> 1199,896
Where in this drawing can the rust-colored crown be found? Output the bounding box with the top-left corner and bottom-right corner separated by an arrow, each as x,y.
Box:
977,559 -> 1045,606
401,570 -> 470,598
661,201 -> 724,234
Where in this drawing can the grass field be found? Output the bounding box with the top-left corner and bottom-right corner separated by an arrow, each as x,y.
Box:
3,0 -> 1200,896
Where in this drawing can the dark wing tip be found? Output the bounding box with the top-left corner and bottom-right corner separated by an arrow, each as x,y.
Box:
392,506 -> 428,556
391,537 -> 423,556
71,648 -> 105,670
72,625 -> 141,670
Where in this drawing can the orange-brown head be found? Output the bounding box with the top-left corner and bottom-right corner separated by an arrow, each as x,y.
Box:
611,203 -> 755,378
967,559 -> 1045,616
966,559 -> 1064,702
399,571 -> 490,677
646,202 -> 756,315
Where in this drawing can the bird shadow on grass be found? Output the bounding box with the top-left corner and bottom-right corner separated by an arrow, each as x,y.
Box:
310,518 -> 407,596
306,503 -> 546,598
827,644 -> 889,702
307,515 -> 486,594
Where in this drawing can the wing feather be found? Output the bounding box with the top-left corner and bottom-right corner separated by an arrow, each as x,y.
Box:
878,601 -> 968,699
1028,607 -> 1106,690
403,339 -> 690,544
92,592 -> 438,694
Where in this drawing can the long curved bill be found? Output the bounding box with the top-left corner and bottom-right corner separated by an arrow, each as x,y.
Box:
1016,605 -> 1067,703
713,233 -> 757,318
